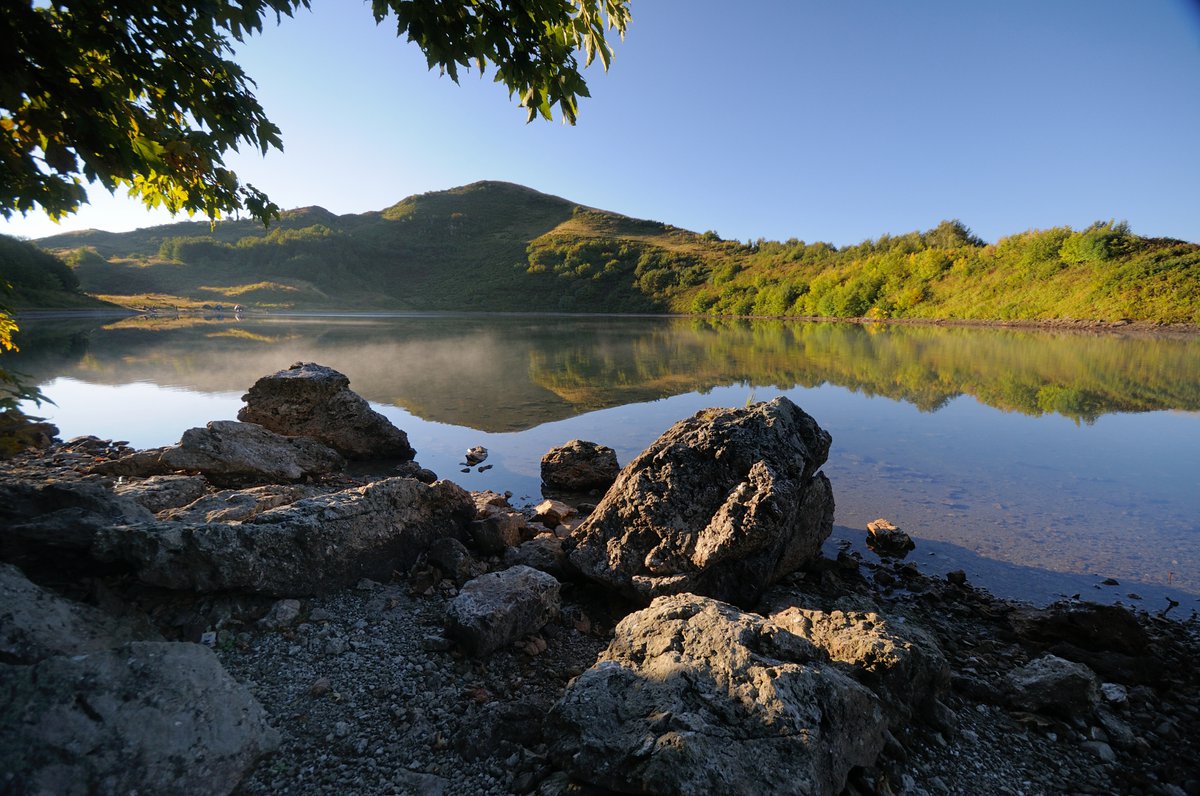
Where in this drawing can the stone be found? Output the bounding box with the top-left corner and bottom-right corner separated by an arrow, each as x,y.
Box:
1009,602 -> 1148,655
533,499 -> 574,528
238,362 -> 415,460
94,477 -> 474,595
547,594 -> 886,796
160,484 -> 325,524
0,480 -> 155,569
468,510 -> 526,554
1006,654 -> 1100,718
540,439 -> 619,491
158,420 -> 345,487
769,604 -> 949,724
445,565 -> 561,656
0,562 -> 159,665
426,537 -> 483,585
568,397 -> 835,605
0,641 -> 278,796
113,474 -> 209,513
865,518 -> 915,558
1080,740 -> 1117,763
88,447 -> 175,478
258,598 -> 302,630
503,536 -> 570,579
395,460 -> 438,484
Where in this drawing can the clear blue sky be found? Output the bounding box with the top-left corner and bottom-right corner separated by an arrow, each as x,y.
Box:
4,0 -> 1200,246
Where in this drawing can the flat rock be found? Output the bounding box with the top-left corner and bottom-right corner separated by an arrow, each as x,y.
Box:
159,420 -> 345,487
540,439 -> 619,491
547,593 -> 886,795
114,474 -> 209,514
568,397 -> 835,605
0,641 -> 278,796
238,362 -> 415,460
94,477 -> 474,595
445,565 -> 561,656
161,483 -> 325,524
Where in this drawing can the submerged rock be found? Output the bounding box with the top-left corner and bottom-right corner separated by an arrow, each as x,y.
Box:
94,477 -> 474,595
540,439 -> 619,491
239,362 -> 415,460
568,397 -> 835,605
547,593 -> 886,795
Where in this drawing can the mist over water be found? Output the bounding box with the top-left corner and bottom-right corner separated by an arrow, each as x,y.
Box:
13,312 -> 1200,609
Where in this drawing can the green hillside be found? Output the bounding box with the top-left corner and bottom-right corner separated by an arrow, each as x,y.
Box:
31,181 -> 1200,323
0,235 -> 118,309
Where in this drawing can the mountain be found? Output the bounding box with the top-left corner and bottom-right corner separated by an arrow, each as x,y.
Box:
28,181 -> 1200,323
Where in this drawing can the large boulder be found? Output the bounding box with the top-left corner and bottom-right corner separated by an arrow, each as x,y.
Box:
0,641 -> 278,796
769,605 -> 949,724
0,480 -> 155,569
540,439 -> 619,491
94,477 -> 474,595
568,397 -> 835,605
238,362 -> 415,460
159,420 -> 345,487
547,594 -> 886,796
445,565 -> 561,656
1006,654 -> 1101,718
0,563 -> 159,665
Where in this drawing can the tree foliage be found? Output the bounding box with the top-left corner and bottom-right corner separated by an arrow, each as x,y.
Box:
1,0 -> 630,226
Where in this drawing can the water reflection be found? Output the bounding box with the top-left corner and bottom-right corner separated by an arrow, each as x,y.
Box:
8,312 -> 1200,606
10,313 -> 1200,429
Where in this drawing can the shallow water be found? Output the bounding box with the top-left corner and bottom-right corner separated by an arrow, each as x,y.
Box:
11,312 -> 1200,609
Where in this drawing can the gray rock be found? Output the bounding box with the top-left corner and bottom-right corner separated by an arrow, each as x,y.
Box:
238,362 -> 415,460
0,641 -> 278,796
94,477 -> 474,595
0,480 -> 155,567
0,562 -> 159,664
547,593 -> 886,795
1007,654 -> 1100,717
445,565 -> 561,656
425,537 -> 483,585
770,605 -> 949,724
1080,739 -> 1117,763
161,483 -> 325,524
468,510 -> 526,554
159,420 -> 345,487
258,598 -> 302,630
568,397 -> 835,605
89,446 -> 174,477
540,439 -> 619,491
503,536 -> 570,579
114,474 -> 209,513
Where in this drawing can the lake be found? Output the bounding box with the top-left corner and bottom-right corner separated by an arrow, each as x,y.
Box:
10,311 -> 1200,610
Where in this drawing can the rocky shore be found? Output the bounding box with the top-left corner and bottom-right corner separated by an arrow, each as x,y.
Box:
2,363 -> 1197,796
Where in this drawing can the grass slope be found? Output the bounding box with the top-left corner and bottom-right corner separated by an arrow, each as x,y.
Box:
31,183 -> 1200,324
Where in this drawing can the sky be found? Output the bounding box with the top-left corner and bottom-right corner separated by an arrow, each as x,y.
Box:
3,0 -> 1200,247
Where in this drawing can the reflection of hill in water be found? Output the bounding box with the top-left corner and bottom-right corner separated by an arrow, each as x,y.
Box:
10,314 -> 1200,432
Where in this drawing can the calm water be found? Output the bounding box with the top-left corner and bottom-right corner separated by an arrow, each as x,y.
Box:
11,312 -> 1200,609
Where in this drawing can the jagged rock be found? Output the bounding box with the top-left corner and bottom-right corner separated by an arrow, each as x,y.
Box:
0,563 -> 160,665
426,537 -> 484,585
0,641 -> 278,796
94,477 -> 474,595
769,604 -> 949,723
1006,654 -> 1101,718
238,362 -> 415,460
503,536 -> 570,579
865,517 -> 915,558
89,446 -> 175,477
468,510 -> 526,554
464,446 -> 488,465
445,565 -> 561,656
158,420 -> 344,487
0,480 -> 155,568
547,594 -> 886,796
540,439 -> 619,491
161,484 -> 325,524
568,397 -> 835,605
113,474 -> 209,514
